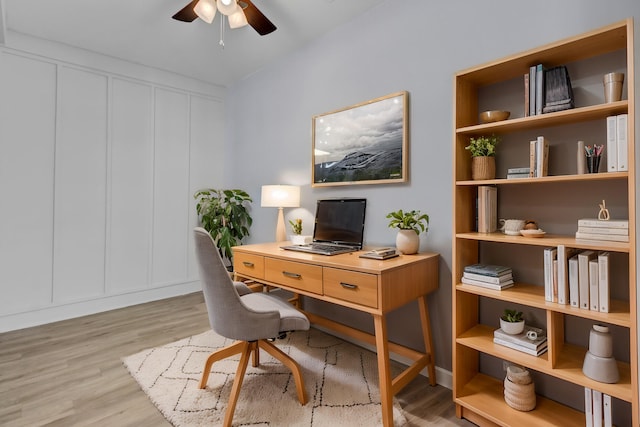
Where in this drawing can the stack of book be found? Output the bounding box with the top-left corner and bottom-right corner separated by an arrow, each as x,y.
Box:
461,264 -> 513,290
493,325 -> 548,356
477,186 -> 497,233
528,136 -> 549,177
359,247 -> 399,260
575,218 -> 629,243
506,167 -> 530,179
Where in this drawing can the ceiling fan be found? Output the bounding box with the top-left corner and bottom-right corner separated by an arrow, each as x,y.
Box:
172,0 -> 277,36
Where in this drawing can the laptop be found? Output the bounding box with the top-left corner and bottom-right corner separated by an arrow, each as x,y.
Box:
281,198 -> 366,256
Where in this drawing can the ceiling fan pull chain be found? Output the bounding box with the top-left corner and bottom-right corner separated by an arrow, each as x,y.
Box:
219,15 -> 225,49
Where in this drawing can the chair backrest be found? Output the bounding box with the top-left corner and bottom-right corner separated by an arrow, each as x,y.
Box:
193,227 -> 280,340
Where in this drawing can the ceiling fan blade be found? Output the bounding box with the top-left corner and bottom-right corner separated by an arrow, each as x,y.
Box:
172,0 -> 200,22
241,0 -> 277,35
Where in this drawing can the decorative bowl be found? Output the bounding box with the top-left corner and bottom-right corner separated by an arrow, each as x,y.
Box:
480,110 -> 511,123
520,229 -> 546,238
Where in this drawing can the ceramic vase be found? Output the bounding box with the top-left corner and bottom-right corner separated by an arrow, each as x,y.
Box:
471,156 -> 496,180
582,324 -> 619,383
396,230 -> 419,255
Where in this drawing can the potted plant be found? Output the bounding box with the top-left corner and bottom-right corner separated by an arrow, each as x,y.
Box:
500,308 -> 525,335
465,135 -> 499,180
386,209 -> 429,254
194,188 -> 253,269
288,218 -> 311,245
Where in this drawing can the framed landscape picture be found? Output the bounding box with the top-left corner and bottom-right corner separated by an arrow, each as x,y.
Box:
312,91 -> 408,187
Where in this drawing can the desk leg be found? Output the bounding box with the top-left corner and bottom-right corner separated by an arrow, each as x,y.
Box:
373,314 -> 394,427
418,295 -> 437,386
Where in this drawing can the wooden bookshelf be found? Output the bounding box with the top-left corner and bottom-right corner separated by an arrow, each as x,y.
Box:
452,19 -> 637,426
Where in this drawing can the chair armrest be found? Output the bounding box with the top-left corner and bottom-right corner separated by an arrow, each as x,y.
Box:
233,281 -> 253,296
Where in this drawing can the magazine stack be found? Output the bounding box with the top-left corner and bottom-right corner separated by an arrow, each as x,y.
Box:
461,264 -> 514,290
493,325 -> 548,356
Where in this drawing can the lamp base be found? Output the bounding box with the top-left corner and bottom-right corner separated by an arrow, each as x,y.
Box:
276,207 -> 287,242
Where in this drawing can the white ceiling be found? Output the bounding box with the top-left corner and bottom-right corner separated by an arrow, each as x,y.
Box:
3,0 -> 387,87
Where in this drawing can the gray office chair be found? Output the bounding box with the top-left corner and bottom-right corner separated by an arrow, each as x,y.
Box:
193,227 -> 309,427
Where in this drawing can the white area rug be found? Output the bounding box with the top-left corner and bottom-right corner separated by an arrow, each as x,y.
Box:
123,327 -> 408,426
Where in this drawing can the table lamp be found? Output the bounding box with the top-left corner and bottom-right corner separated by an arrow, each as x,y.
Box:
261,185 -> 300,242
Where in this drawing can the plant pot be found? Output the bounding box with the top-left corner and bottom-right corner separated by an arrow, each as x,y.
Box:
396,229 -> 420,254
500,318 -> 525,335
291,235 -> 312,245
472,156 -> 496,180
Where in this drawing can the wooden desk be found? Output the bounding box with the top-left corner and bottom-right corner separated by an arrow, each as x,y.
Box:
232,242 -> 439,427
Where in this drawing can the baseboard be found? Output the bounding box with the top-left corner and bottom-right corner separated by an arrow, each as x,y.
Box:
0,281 -> 201,333
312,324 -> 453,391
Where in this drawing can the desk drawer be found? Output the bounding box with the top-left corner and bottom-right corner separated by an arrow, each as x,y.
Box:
265,258 -> 323,295
234,253 -> 265,279
323,267 -> 378,308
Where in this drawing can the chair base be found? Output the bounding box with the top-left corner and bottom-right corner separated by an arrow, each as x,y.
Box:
199,338 -> 307,427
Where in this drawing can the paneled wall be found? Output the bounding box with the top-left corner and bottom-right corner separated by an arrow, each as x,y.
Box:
0,45 -> 225,332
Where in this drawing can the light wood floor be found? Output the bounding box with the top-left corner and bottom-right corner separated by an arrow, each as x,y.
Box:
0,292 -> 474,426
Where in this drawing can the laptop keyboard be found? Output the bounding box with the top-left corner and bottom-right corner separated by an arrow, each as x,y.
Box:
309,243 -> 344,252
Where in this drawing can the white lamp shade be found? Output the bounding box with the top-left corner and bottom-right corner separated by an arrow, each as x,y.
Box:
216,0 -> 238,16
194,0 -> 217,24
261,185 -> 300,208
228,9 -> 248,28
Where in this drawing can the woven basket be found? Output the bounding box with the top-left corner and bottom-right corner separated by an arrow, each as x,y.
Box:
471,156 -> 496,180
504,377 -> 536,411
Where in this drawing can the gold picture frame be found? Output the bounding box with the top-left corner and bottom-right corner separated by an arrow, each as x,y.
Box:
312,91 -> 408,187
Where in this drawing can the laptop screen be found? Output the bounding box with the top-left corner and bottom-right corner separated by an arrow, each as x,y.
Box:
313,198 -> 366,248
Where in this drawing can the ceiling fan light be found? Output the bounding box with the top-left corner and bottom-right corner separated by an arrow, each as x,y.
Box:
194,0 -> 217,24
216,0 -> 238,16
228,9 -> 248,28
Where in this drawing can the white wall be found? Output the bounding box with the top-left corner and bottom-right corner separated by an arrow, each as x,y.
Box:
226,0 -> 640,379
0,34 -> 226,332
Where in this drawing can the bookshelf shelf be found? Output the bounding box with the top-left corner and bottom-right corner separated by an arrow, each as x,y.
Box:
455,232 -> 630,253
456,283 -> 631,328
456,374 -> 585,427
452,18 -> 637,426
457,325 -> 633,402
456,101 -> 629,135
456,171 -> 628,186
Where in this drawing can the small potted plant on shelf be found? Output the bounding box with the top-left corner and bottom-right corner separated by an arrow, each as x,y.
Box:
386,209 -> 429,255
289,218 -> 311,244
500,308 -> 525,335
465,135 -> 499,180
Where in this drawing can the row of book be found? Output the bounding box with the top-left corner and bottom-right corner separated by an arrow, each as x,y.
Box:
543,245 -> 610,312
585,388 -> 613,427
525,64 -> 574,116
606,114 -> 629,172
477,186 -> 497,233
493,325 -> 547,356
575,217 -> 629,243
461,264 -> 513,290
529,136 -> 549,177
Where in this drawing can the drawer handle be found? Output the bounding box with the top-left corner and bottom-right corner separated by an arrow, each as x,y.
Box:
340,282 -> 358,290
282,271 -> 301,279
242,261 -> 255,268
